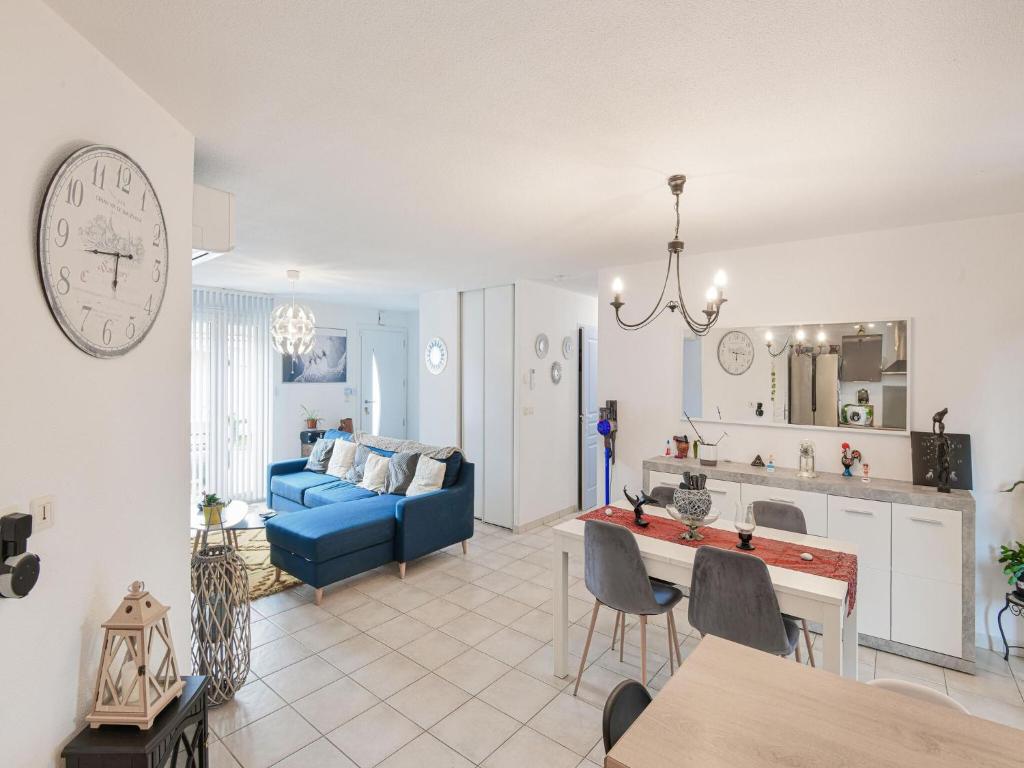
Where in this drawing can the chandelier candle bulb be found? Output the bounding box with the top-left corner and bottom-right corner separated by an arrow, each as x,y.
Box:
713,269 -> 728,288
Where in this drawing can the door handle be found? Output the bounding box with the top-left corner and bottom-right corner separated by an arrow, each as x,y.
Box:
708,489 -> 726,495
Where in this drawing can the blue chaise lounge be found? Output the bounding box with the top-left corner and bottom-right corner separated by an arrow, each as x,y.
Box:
264,430 -> 474,604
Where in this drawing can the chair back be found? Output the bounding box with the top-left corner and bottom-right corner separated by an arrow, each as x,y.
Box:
688,547 -> 792,655
867,678 -> 969,714
584,520 -> 662,614
603,679 -> 652,752
752,500 -> 807,534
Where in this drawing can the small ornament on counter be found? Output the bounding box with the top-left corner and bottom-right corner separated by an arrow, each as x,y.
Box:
861,463 -> 871,483
673,435 -> 690,459
840,442 -> 862,478
755,401 -> 764,418
765,454 -> 775,473
664,440 -> 672,456
798,440 -> 817,478
750,454 -> 765,467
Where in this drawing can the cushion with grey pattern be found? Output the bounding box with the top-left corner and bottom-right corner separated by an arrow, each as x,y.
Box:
383,451 -> 420,496
304,438 -> 334,473
344,444 -> 373,484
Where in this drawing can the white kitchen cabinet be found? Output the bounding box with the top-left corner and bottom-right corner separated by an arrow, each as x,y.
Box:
741,483 -> 828,537
891,571 -> 962,657
827,496 -> 891,570
892,503 -> 962,584
856,565 -> 892,640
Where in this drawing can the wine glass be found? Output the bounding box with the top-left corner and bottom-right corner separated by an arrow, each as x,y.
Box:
735,503 -> 756,550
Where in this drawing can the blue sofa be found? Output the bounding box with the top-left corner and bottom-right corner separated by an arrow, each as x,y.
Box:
264,430 -> 474,604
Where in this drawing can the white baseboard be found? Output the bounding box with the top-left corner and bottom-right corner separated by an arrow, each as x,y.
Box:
513,504 -> 577,534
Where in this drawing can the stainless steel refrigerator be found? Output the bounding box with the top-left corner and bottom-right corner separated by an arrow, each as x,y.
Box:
789,353 -> 839,427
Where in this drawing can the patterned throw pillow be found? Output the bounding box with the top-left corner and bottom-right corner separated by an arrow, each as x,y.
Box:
358,453 -> 391,492
344,444 -> 373,484
405,457 -> 446,497
304,438 -> 334,473
326,439 -> 358,478
383,452 -> 420,495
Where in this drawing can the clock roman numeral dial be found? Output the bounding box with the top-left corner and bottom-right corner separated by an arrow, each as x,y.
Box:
38,146 -> 168,358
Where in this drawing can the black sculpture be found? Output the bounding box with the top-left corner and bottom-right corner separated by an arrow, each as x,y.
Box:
931,407 -> 955,494
622,487 -> 653,527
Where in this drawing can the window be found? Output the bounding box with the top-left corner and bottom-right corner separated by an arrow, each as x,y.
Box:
191,288 -> 273,503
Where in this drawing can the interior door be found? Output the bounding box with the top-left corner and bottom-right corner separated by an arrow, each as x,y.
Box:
359,328 -> 408,438
579,325 -> 598,511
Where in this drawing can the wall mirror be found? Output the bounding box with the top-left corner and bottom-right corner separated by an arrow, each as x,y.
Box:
683,319 -> 910,433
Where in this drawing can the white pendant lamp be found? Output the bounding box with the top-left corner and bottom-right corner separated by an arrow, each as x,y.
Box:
271,269 -> 316,356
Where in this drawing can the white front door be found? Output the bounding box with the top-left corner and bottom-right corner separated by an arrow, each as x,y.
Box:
359,328 -> 407,438
579,325 -> 598,511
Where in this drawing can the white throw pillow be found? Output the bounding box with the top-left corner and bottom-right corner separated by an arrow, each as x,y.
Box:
358,452 -> 391,491
405,457 -> 446,497
326,439 -> 358,479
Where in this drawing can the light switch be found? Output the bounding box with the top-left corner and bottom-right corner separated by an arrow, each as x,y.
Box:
30,495 -> 55,531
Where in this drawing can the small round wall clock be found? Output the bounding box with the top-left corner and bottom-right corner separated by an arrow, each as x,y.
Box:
534,333 -> 549,359
38,145 -> 169,357
717,330 -> 755,375
425,336 -> 448,375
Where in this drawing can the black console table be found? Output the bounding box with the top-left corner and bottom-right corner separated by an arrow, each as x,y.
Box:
62,676 -> 208,768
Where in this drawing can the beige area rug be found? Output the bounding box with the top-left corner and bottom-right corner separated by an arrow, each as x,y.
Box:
190,528 -> 300,600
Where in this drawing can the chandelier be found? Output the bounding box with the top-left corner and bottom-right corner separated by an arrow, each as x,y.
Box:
610,174 -> 727,334
271,269 -> 316,357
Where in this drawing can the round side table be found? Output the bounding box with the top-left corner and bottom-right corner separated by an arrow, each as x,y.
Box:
996,592 -> 1024,660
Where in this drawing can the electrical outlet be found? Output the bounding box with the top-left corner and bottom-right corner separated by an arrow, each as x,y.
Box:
29,495 -> 55,531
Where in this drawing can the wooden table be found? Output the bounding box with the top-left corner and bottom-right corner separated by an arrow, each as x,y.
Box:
553,500 -> 858,678
606,636 -> 1021,767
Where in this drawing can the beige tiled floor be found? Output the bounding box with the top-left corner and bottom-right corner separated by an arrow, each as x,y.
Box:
209,517 -> 1024,767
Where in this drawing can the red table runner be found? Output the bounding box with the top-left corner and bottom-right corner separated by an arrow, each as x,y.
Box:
578,507 -> 858,616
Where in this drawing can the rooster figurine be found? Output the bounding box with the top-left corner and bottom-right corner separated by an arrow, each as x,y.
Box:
840,442 -> 862,477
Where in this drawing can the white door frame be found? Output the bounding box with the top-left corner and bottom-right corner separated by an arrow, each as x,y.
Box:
358,324 -> 408,437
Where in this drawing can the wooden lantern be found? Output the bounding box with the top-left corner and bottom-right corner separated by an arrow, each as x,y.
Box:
86,581 -> 185,730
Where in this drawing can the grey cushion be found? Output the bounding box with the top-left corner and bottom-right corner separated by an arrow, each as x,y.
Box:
383,451 -> 420,495
304,438 -> 334,473
345,444 -> 373,484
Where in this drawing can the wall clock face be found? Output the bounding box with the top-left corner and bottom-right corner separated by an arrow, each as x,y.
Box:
425,336 -> 447,375
717,330 -> 754,375
38,145 -> 169,357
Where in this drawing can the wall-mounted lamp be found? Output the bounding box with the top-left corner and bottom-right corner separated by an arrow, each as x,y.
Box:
764,330 -> 791,358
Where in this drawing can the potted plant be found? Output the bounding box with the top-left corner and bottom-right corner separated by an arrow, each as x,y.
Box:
301,405 -> 321,430
198,492 -> 225,526
1000,482 -> 1024,597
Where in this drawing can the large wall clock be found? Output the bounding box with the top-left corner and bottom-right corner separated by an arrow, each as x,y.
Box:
37,145 -> 169,357
717,330 -> 754,375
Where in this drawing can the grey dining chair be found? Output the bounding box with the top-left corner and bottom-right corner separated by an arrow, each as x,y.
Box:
603,679 -> 652,752
688,546 -> 801,659
751,500 -> 816,666
575,520 -> 685,695
867,678 -> 970,714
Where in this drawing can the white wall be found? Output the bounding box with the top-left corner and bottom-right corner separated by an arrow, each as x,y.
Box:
515,281 -> 598,528
598,213 -> 1024,649
0,3 -> 194,764
418,290 -> 462,446
271,299 -> 418,460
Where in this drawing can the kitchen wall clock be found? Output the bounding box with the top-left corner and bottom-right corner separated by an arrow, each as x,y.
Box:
717,330 -> 754,375
38,145 -> 168,357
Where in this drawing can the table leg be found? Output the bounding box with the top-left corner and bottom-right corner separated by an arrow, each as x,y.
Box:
821,604 -> 842,677
998,598 -> 1010,661
553,540 -> 569,678
192,533 -> 200,555
842,603 -> 858,678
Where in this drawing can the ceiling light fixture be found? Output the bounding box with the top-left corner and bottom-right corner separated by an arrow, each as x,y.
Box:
271,269 -> 316,359
610,175 -> 727,334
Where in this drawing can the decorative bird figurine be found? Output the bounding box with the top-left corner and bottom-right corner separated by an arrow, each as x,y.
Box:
622,487 -> 653,527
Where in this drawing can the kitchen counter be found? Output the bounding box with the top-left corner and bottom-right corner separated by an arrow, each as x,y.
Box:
643,456 -> 974,513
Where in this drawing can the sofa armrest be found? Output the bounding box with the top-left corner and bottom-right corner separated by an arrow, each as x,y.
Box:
394,462 -> 475,562
267,458 -> 309,502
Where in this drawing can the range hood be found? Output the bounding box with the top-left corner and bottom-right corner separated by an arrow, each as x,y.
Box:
882,321 -> 908,374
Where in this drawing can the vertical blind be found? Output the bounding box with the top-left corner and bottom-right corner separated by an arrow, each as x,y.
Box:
191,288 -> 273,503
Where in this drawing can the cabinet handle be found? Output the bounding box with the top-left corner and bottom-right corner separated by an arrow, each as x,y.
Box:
844,508 -> 874,516
708,489 -> 726,495
769,497 -> 795,504
909,516 -> 943,526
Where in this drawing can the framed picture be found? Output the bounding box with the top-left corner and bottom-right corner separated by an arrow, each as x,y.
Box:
282,330 -> 347,383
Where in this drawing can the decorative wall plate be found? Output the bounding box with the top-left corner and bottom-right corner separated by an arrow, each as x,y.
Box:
562,335 -> 573,359
425,336 -> 448,375
535,333 -> 549,359
551,360 -> 563,384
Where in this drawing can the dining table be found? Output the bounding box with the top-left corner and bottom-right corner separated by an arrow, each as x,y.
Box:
552,499 -> 859,678
605,634 -> 1022,767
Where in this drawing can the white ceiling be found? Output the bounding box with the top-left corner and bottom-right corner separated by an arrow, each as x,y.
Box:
47,1 -> 1024,309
